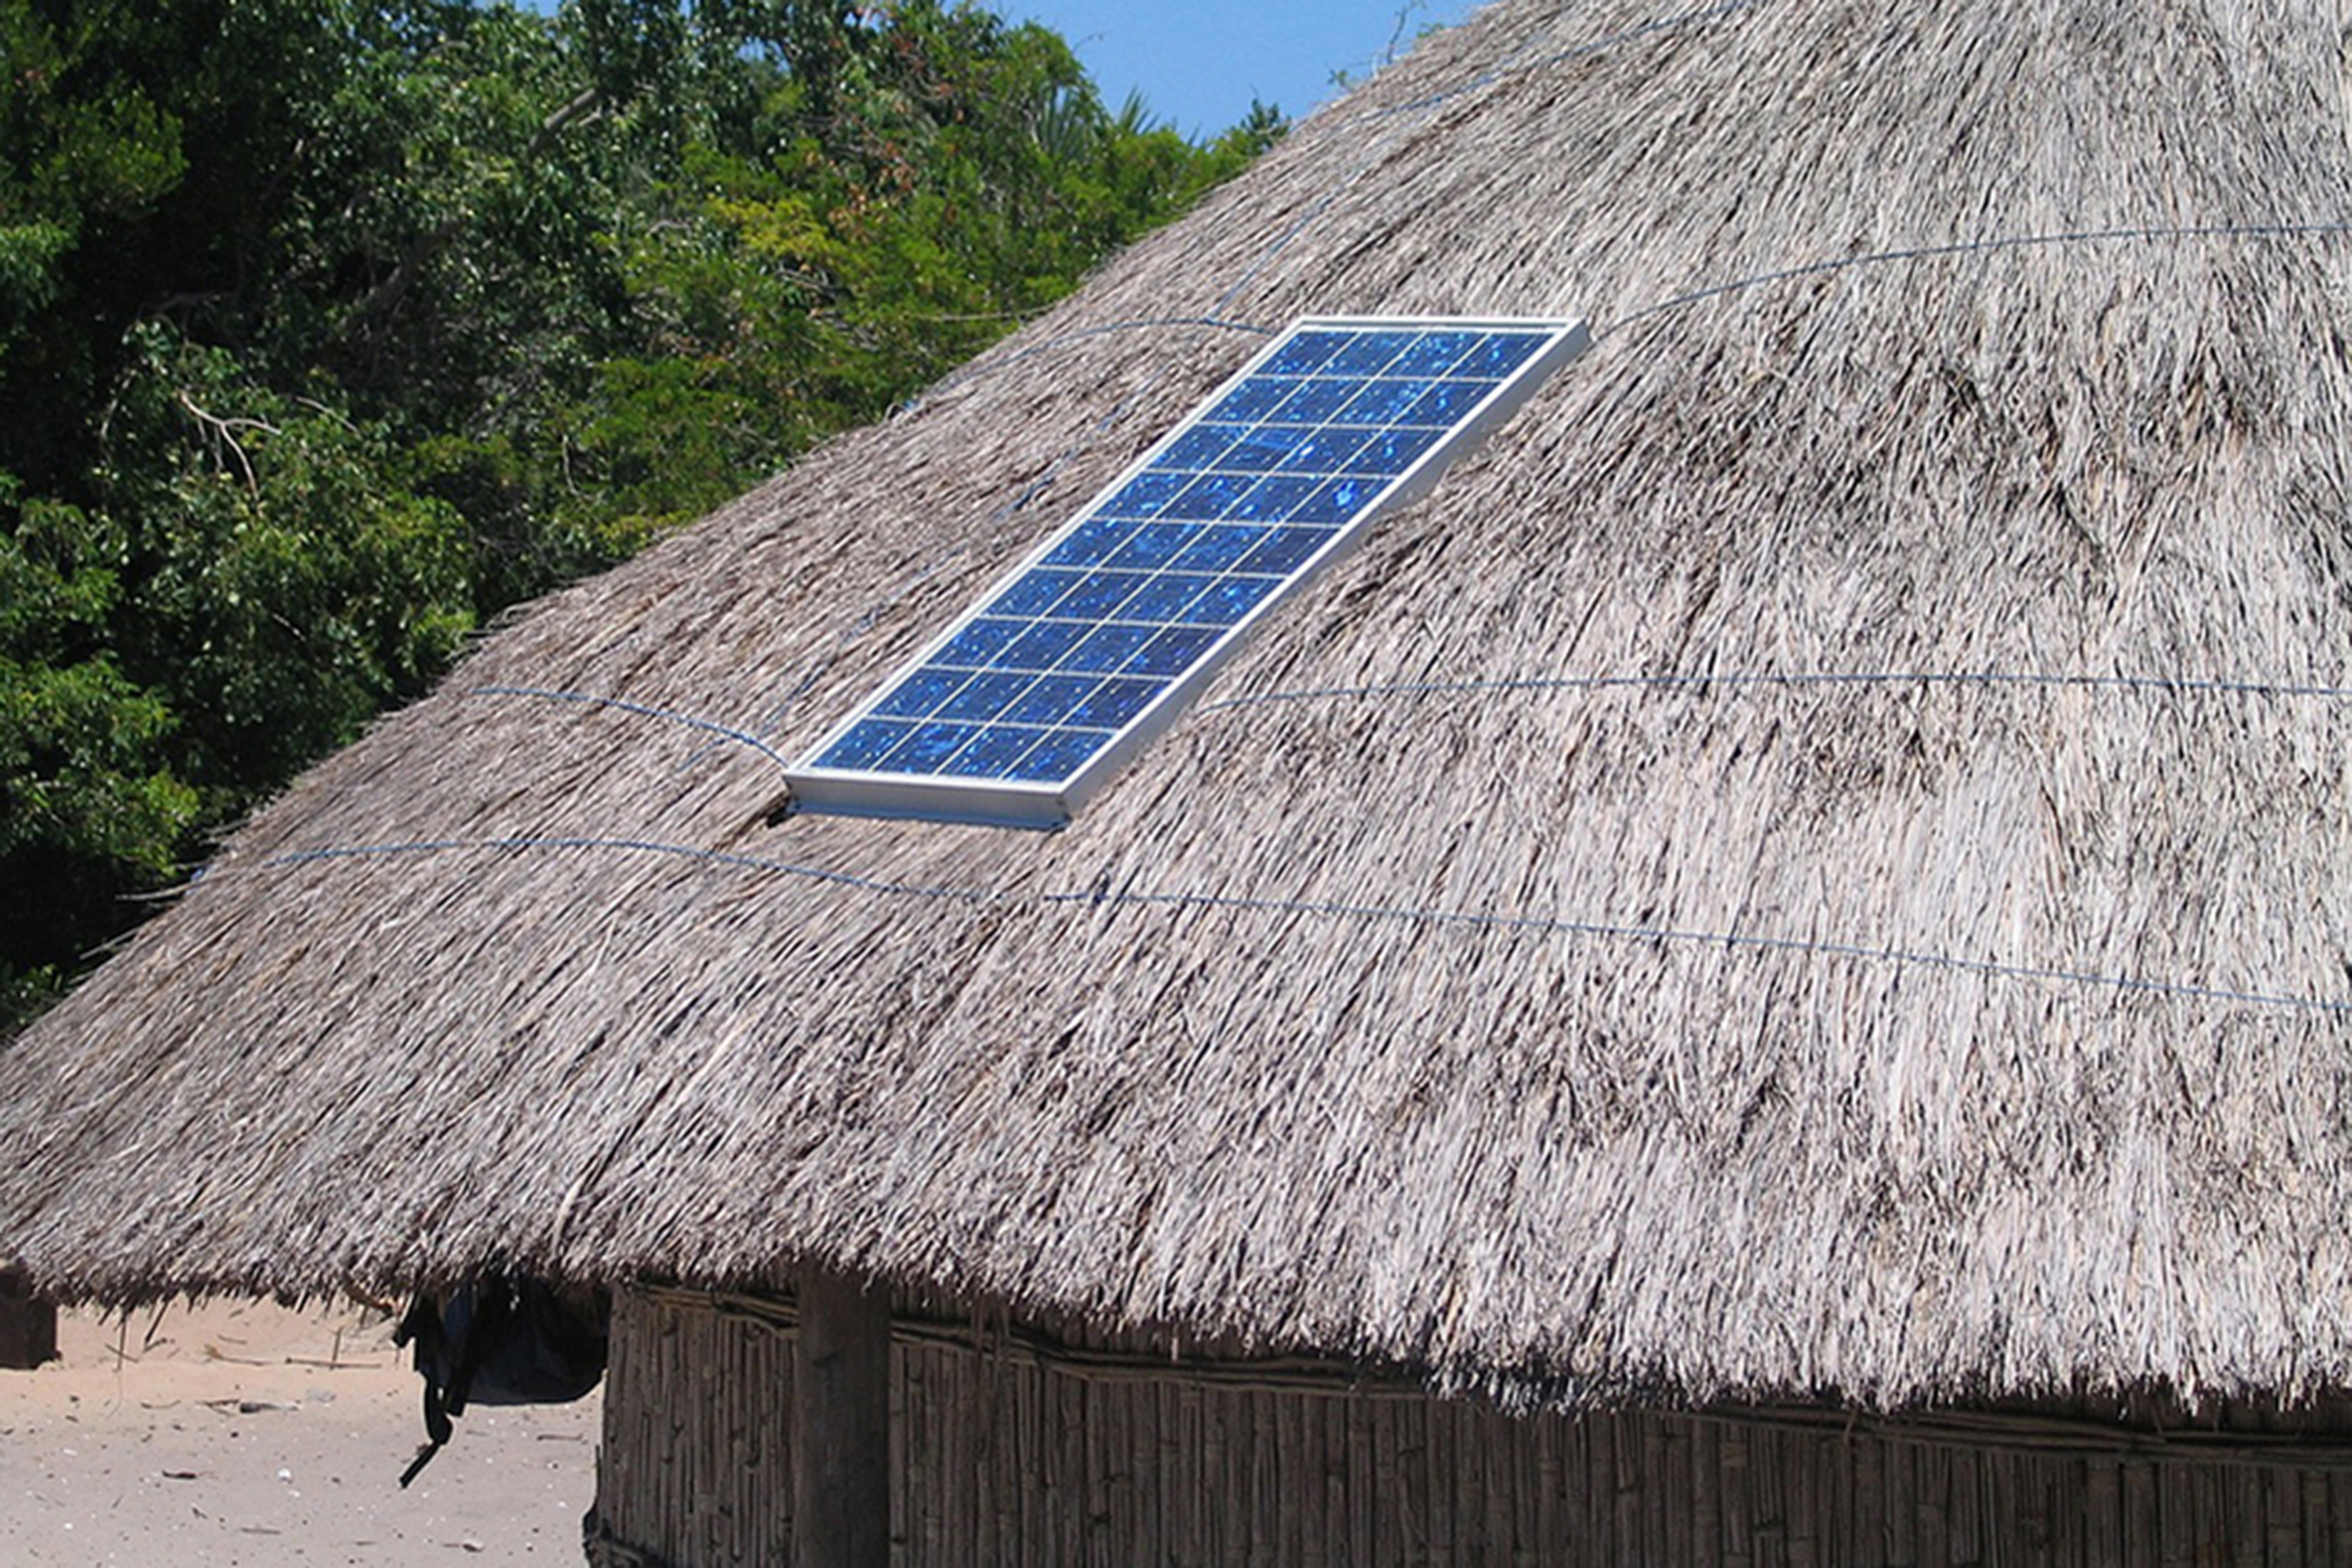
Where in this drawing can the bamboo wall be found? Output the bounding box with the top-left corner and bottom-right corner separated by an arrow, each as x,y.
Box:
589,1286 -> 2352,1567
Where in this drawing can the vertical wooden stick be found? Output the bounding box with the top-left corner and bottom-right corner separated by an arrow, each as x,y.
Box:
795,1266 -> 890,1568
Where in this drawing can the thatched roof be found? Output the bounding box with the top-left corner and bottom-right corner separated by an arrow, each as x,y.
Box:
9,0 -> 2352,1415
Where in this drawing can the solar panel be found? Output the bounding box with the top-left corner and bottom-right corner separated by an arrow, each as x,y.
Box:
785,315 -> 1590,827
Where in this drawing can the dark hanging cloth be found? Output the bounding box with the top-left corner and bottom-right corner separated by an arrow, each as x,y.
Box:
393,1275 -> 609,1487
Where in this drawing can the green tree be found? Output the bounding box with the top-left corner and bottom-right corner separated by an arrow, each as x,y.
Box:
0,0 -> 1281,1028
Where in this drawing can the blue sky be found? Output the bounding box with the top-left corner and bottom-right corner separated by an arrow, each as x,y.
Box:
515,2 -> 1487,143
1006,1 -> 1485,138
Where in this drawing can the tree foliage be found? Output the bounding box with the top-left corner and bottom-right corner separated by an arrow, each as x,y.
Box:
0,0 -> 1281,1027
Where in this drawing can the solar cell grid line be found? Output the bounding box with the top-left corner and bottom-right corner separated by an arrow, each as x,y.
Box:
785,315 -> 1592,828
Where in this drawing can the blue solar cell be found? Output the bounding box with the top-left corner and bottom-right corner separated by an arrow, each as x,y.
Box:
791,316 -> 1587,822
1103,522 -> 1195,569
1006,675 -> 1099,726
1391,331 -> 1481,375
1286,478 -> 1377,525
1169,525 -> 1269,572
1463,333 -> 1545,377
1226,475 -> 1324,521
1064,623 -> 1159,671
1046,569 -> 1145,621
938,617 -> 1025,666
1157,423 -> 1246,470
1103,472 -> 1187,516
1042,517 -> 1140,567
990,569 -> 1080,617
1398,378 -> 1487,425
1257,332 -> 1348,376
1119,625 -> 1213,676
942,725 -> 1040,778
1274,432 -> 1369,476
1121,574 -> 1214,621
1006,726 -> 1114,780
1167,473 -> 1256,518
1268,378 -> 1367,423
1324,331 -> 1414,374
996,619 -> 1090,669
1207,378 -> 1294,422
1339,378 -> 1435,424
1180,575 -> 1283,627
1342,428 -> 1443,476
872,666 -> 964,718
818,717 -> 914,770
1127,625 -> 1222,676
1209,426 -> 1313,473
936,671 -> 1036,722
1236,527 -> 1337,575
896,721 -> 985,771
1068,677 -> 1163,728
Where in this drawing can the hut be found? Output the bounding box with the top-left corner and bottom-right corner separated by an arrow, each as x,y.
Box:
10,0 -> 2352,1560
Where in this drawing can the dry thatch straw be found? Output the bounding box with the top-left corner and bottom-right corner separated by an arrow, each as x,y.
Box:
8,0 -> 2352,1418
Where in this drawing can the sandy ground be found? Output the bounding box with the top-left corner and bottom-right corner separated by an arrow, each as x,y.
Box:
0,1298 -> 600,1565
